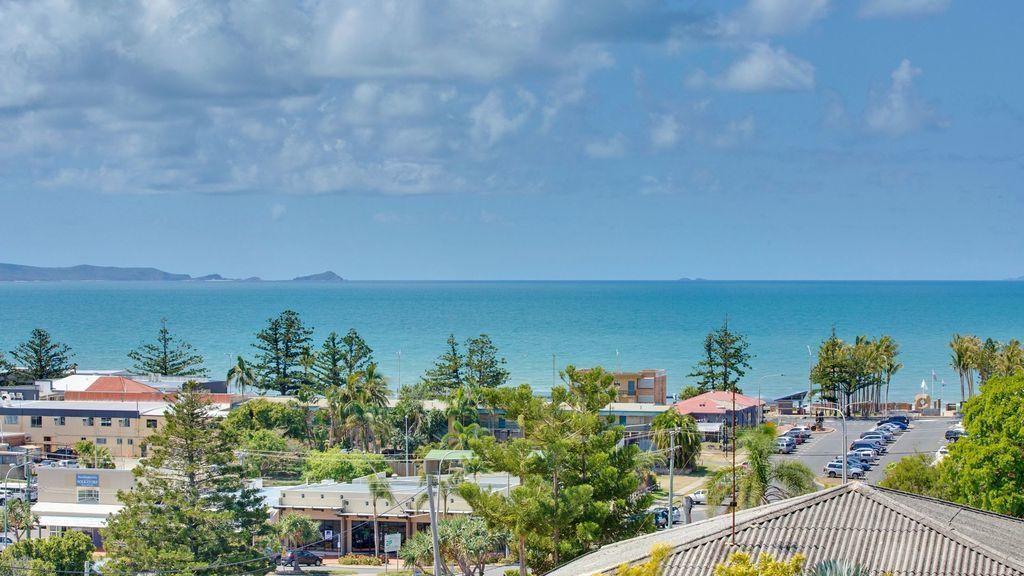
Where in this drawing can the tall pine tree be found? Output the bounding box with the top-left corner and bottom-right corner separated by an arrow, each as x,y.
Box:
422,334 -> 465,396
688,320 -> 752,393
103,382 -> 273,575
127,319 -> 206,376
8,328 -> 74,380
465,334 -> 509,389
340,328 -> 374,379
251,310 -> 313,395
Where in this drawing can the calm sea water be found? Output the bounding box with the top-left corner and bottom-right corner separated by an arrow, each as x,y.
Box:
1,281 -> 1021,402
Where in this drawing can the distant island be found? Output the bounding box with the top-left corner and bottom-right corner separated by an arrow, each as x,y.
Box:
0,263 -> 345,283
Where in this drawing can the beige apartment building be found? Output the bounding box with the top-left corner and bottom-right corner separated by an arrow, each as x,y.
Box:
0,400 -> 172,458
611,369 -> 668,404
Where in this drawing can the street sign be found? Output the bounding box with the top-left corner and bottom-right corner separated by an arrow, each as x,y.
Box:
323,529 -> 333,541
384,532 -> 402,553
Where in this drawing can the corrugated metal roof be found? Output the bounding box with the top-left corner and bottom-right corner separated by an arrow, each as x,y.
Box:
547,482 -> 1024,576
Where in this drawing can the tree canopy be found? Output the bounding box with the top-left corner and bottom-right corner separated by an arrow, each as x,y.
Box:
0,530 -> 95,575
8,328 -> 74,380
460,366 -> 654,575
705,425 -> 815,511
252,310 -> 313,395
127,318 -> 206,376
688,320 -> 752,393
103,382 -> 273,575
302,448 -> 388,483
650,408 -> 702,473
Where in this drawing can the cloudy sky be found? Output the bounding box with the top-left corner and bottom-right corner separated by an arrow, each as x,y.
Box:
1,0 -> 1021,280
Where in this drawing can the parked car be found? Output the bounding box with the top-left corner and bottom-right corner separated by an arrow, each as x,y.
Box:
877,423 -> 903,434
791,425 -> 813,439
775,437 -> 796,453
52,448 -> 76,460
648,507 -> 669,529
859,432 -> 891,445
782,429 -> 806,444
0,536 -> 13,551
879,415 -> 909,427
823,461 -> 864,479
945,429 -> 968,442
850,439 -> 886,454
848,448 -> 877,462
688,489 -> 707,505
934,445 -> 949,464
832,456 -> 871,471
281,550 -> 323,566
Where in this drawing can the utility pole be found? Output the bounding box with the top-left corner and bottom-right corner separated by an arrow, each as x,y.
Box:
668,429 -> 676,525
427,476 -> 444,576
83,560 -> 90,576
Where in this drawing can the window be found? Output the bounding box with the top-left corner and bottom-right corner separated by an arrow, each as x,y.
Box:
3,415 -> 17,425
498,417 -> 506,429
619,415 -> 627,425
627,380 -> 636,395
127,439 -> 134,445
83,417 -> 94,427
100,417 -> 112,427
116,438 -> 123,445
96,438 -> 107,445
119,417 -> 131,427
77,489 -> 100,504
53,416 -> 66,426
30,416 -> 43,428
145,419 -> 158,429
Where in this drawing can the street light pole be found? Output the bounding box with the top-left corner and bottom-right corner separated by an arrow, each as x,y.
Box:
816,405 -> 847,484
668,429 -> 675,525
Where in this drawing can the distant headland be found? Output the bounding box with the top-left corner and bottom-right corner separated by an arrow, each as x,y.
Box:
0,263 -> 345,283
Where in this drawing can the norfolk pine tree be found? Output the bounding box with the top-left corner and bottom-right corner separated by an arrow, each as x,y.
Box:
252,309 -> 313,395
688,320 -> 752,393
103,382 -> 273,575
127,318 -> 206,376
8,328 -> 74,380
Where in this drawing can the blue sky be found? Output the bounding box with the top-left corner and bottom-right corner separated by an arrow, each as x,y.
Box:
1,0 -> 1021,280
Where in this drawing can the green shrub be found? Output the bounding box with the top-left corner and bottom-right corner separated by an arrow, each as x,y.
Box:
335,554 -> 384,566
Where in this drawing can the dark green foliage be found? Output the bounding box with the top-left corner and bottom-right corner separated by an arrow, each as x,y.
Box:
650,408 -> 702,471
103,382 -> 273,575
679,385 -> 702,400
878,454 -> 940,495
127,318 -> 206,376
0,530 -> 95,574
339,328 -> 374,379
688,320 -> 752,393
313,331 -> 348,390
252,309 -> 313,395
461,366 -> 654,575
8,328 -> 74,380
422,334 -> 465,395
465,334 -> 510,389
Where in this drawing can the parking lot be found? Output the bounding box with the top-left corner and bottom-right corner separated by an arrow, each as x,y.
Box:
670,416 -> 954,526
776,416 -> 953,483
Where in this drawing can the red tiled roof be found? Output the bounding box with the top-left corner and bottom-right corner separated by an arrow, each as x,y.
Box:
86,376 -> 161,394
674,390 -> 764,415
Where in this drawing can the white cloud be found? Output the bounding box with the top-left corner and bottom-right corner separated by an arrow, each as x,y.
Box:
650,114 -> 680,149
865,59 -> 945,137
270,203 -> 288,221
859,0 -> 951,18
468,89 -> 536,148
688,44 -> 815,92
725,0 -> 830,37
585,134 -> 628,159
713,116 -> 757,148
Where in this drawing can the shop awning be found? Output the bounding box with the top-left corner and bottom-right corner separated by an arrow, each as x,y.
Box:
36,515 -> 107,529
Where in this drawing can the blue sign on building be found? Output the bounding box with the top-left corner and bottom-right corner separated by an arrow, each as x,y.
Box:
76,474 -> 100,487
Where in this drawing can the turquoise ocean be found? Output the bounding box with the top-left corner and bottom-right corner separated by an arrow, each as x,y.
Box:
1,281 -> 1021,402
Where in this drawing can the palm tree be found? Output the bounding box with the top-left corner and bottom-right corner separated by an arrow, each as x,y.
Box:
950,334 -> 981,403
998,339 -> 1024,377
649,409 -> 702,473
443,421 -> 486,449
368,474 -> 395,558
358,363 -> 390,409
226,356 -> 258,397
705,426 -> 815,511
277,514 -> 321,549
877,336 -> 902,414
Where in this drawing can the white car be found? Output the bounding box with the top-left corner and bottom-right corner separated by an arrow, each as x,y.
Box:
934,445 -> 949,464
823,461 -> 864,479
688,489 -> 707,505
849,448 -> 877,461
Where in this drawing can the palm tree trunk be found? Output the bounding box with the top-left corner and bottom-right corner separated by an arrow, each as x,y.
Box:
373,502 -> 379,557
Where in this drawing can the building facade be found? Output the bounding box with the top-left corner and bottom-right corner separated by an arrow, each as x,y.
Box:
673,391 -> 763,427
31,467 -> 134,548
274,473 -> 519,555
611,370 -> 668,404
